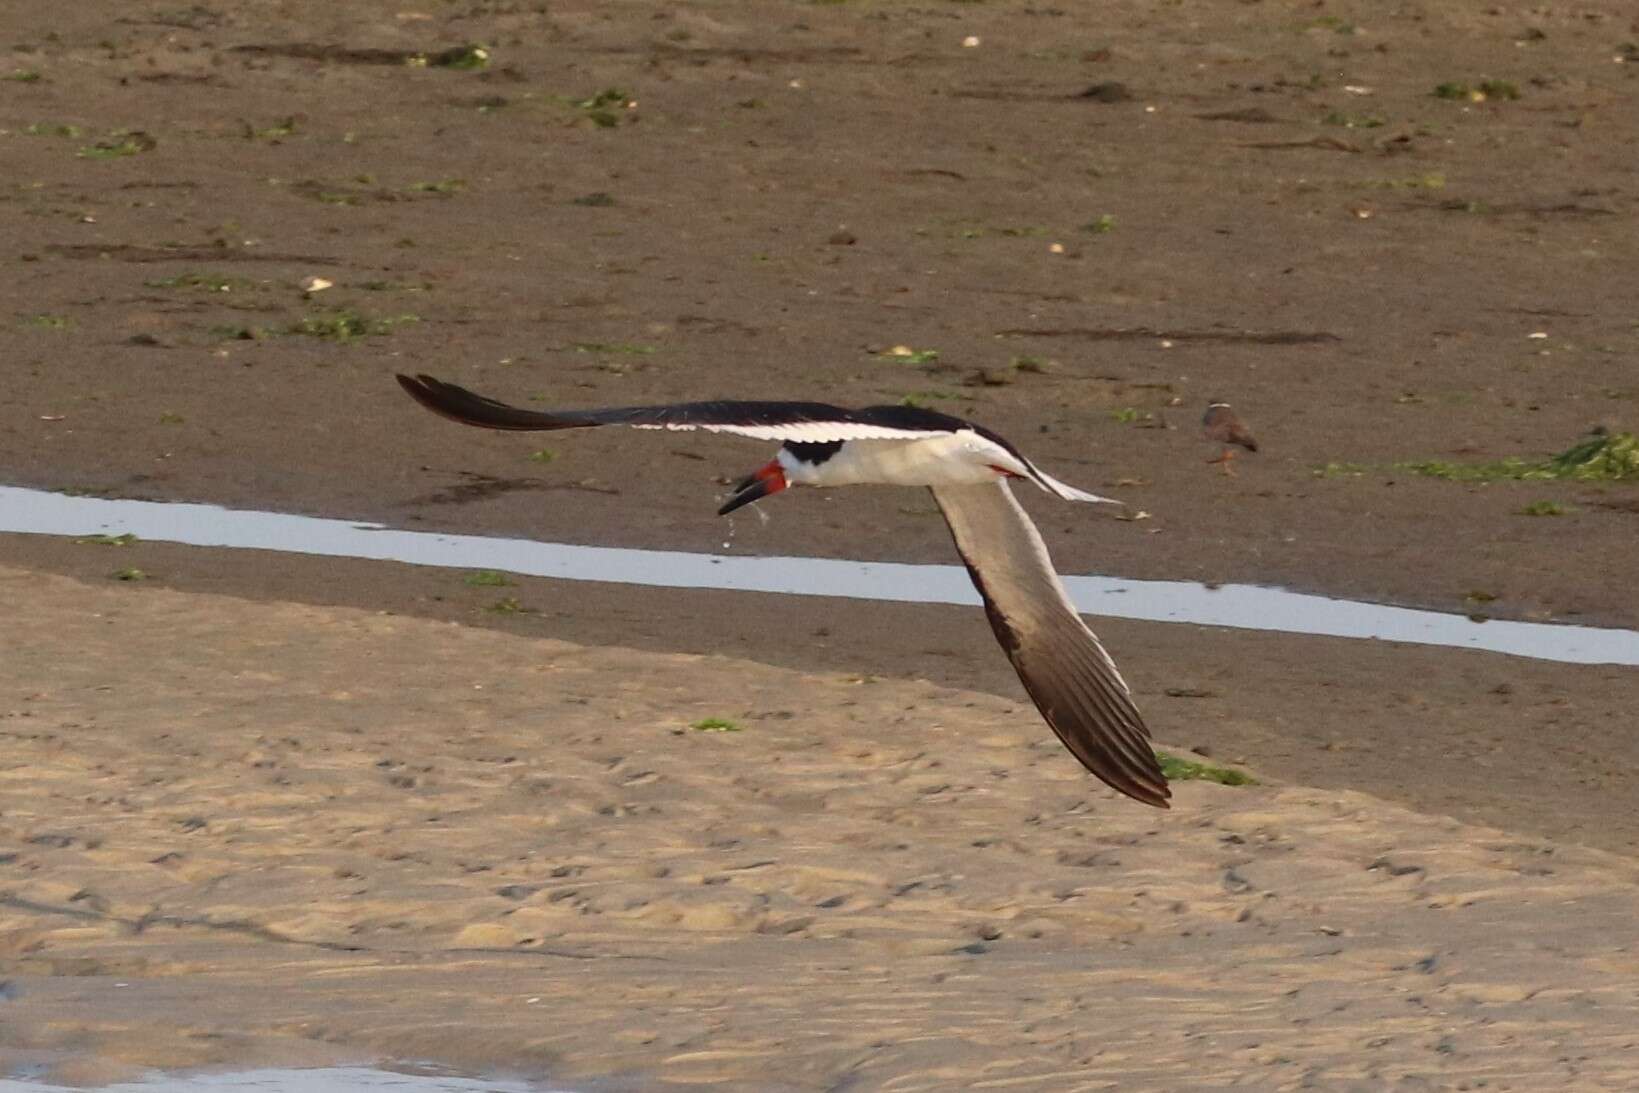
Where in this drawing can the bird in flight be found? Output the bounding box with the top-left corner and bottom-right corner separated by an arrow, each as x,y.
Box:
398,373 -> 1170,808
1202,401 -> 1258,475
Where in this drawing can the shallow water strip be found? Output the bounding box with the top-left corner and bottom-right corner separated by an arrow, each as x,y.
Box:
3,486 -> 1636,667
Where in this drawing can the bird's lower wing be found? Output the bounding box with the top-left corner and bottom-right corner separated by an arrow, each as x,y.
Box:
396,374 -> 939,442
930,482 -> 1170,808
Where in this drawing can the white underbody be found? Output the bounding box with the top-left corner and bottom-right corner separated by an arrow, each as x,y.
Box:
777,432 -> 1116,503
785,433 -> 1007,487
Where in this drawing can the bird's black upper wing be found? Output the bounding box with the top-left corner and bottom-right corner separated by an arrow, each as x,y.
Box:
397,373 -> 966,443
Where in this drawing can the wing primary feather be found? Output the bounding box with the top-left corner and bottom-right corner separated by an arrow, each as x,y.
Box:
930,482 -> 1170,808
396,374 -> 606,431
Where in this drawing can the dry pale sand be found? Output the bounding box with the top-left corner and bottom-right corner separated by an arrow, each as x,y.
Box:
4,565 -> 1639,1091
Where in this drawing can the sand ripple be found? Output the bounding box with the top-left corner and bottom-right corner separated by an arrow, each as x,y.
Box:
4,567 -> 1639,1090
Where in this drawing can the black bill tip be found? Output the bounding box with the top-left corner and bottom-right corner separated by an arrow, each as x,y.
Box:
718,475 -> 773,516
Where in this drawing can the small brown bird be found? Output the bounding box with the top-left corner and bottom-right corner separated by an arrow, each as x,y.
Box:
1202,401 -> 1258,475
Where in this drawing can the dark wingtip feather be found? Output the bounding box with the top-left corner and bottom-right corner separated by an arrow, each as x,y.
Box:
1131,777 -> 1172,809
395,372 -> 429,401
397,372 -> 476,424
1108,759 -> 1171,809
397,373 -> 467,423
396,372 -> 585,431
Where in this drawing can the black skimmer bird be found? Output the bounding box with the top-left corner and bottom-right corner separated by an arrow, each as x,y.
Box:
1202,401 -> 1258,475
398,373 -> 1170,808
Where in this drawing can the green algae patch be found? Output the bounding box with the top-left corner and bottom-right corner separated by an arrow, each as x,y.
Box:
1403,431 -> 1639,484
1156,752 -> 1256,787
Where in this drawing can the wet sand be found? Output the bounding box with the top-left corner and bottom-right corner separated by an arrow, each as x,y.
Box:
3,0 -> 1637,627
6,567 -> 1639,1090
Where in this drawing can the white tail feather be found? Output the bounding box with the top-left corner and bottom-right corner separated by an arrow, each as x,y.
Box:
1034,472 -> 1122,505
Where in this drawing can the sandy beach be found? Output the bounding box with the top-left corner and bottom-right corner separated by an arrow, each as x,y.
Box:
5,567 -> 1639,1090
